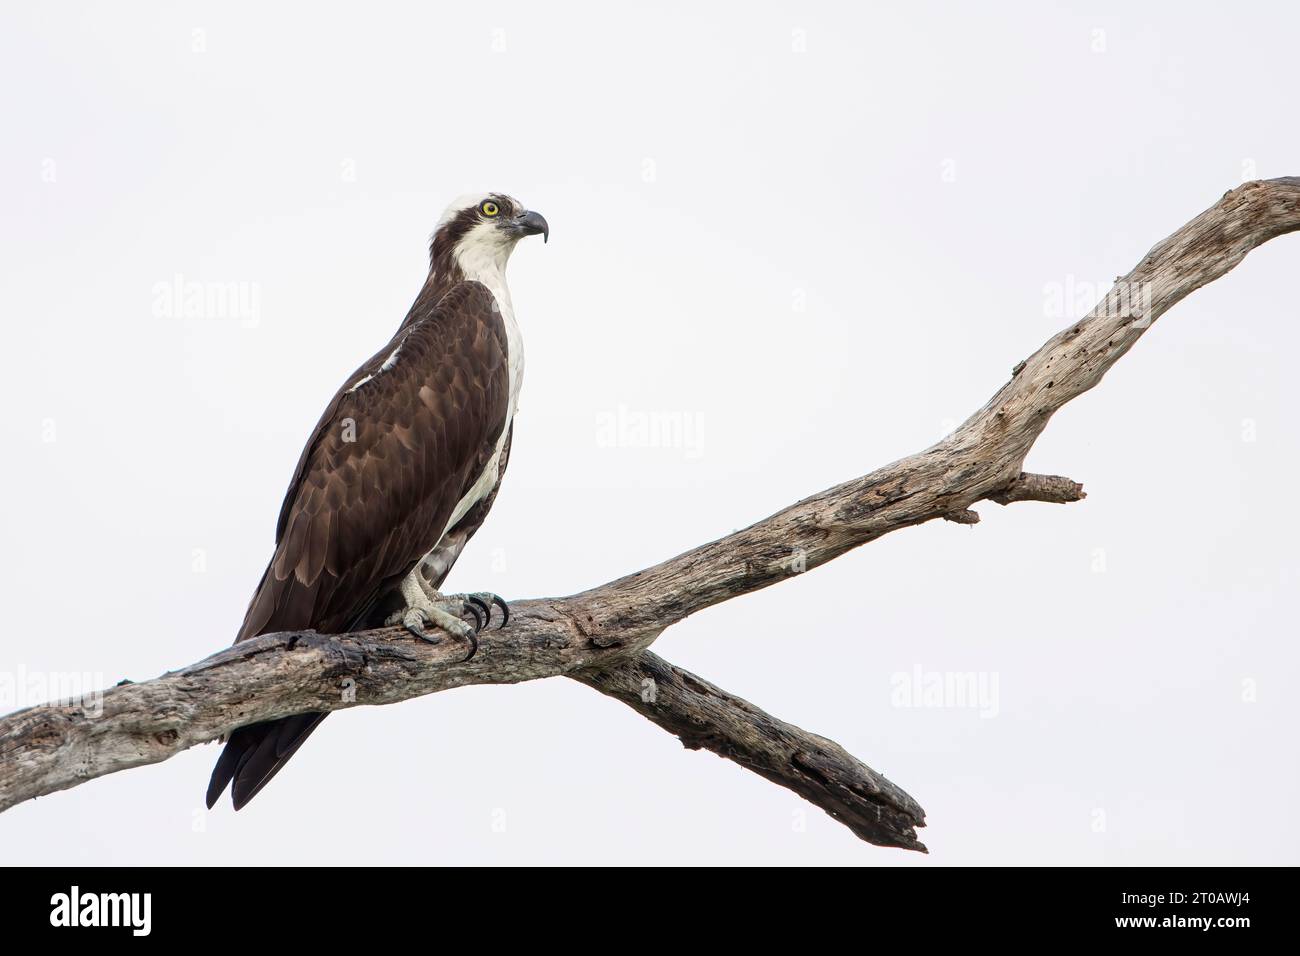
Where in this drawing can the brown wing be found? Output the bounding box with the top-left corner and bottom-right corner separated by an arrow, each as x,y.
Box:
206,280 -> 511,811
236,280 -> 511,641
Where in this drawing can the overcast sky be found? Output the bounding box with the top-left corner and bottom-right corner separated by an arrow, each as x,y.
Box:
2,1 -> 1297,865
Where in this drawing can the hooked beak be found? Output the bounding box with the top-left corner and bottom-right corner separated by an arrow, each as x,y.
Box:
513,209 -> 549,243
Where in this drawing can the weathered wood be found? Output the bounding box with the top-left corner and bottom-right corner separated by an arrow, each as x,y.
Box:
2,178 -> 1297,849
990,472 -> 1087,506
572,651 -> 928,850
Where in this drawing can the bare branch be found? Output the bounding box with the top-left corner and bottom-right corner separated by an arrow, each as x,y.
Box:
571,651 -> 927,850
0,607 -> 653,815
2,178 -> 1297,849
989,472 -> 1087,506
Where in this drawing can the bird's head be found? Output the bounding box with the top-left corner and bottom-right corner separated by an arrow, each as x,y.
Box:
429,192 -> 548,279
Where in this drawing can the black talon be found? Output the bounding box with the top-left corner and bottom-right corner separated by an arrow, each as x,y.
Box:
405,620 -> 437,644
464,602 -> 485,631
492,595 -> 510,629
461,629 -> 479,663
466,596 -> 491,631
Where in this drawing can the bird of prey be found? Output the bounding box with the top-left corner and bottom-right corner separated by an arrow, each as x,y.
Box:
205,193 -> 548,810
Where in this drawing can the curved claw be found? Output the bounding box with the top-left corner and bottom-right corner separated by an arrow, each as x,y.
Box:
403,609 -> 439,644
461,599 -> 485,631
466,596 -> 490,631
492,595 -> 510,629
461,629 -> 479,663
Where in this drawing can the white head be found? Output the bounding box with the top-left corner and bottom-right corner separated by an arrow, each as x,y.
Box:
429,192 -> 548,284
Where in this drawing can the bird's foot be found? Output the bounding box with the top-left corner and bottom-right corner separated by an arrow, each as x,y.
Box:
386,596 -> 478,661
414,576 -> 510,631
385,591 -> 508,661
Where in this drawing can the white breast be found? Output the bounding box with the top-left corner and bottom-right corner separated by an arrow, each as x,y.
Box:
433,231 -> 525,544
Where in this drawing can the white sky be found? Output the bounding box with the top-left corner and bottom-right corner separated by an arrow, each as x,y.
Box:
2,1 -> 1297,865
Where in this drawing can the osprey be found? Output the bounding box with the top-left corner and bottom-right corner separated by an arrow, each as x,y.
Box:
205,193 -> 548,810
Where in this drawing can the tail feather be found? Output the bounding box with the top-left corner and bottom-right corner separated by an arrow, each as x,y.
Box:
207,575 -> 394,811
205,713 -> 327,810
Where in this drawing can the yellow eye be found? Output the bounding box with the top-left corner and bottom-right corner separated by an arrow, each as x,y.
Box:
481,201 -> 500,217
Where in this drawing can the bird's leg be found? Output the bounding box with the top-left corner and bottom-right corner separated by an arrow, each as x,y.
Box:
386,571 -> 511,660
385,575 -> 484,661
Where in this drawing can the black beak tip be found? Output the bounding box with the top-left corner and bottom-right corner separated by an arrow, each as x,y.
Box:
518,210 -> 549,244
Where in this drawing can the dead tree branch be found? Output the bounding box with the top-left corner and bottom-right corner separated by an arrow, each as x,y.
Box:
2,178 -> 1297,852
990,472 -> 1087,506
572,651 -> 928,850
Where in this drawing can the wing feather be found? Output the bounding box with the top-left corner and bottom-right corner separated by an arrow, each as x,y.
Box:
235,280 -> 510,641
